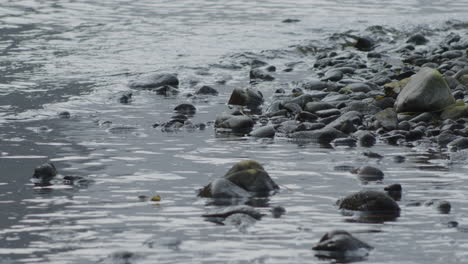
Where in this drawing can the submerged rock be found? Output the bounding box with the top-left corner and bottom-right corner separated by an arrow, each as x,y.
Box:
174,103 -> 196,115
395,67 -> 455,113
31,162 -> 57,186
313,230 -> 373,261
198,160 -> 279,198
128,72 -> 179,90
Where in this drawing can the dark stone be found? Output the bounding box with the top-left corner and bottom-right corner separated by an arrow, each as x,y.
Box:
271,206 -> 286,218
58,111 -> 71,119
353,166 -> 384,181
312,230 -> 373,261
304,102 -> 334,113
282,18 -> 300,23
337,190 -> 400,213
363,151 -> 383,159
406,34 -> 428,45
228,87 -> 264,109
129,73 -> 179,90
203,205 -> 263,220
332,137 -> 357,147
295,111 -> 318,122
384,184 -> 402,201
447,137 -> 468,151
250,68 -> 274,81
315,109 -> 341,118
174,103 -> 196,115
195,85 -> 219,95
154,85 -> 179,96
31,162 -> 57,185
354,36 -> 374,51
118,92 -> 132,104
356,131 -> 376,147
322,70 -> 343,82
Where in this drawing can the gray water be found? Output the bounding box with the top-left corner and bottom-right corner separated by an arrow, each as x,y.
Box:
1,1 -> 468,263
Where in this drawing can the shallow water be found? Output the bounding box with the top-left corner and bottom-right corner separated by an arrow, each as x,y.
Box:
1,1 -> 468,263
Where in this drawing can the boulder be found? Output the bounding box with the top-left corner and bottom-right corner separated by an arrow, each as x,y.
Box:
337,190 -> 400,213
198,160 -> 279,198
395,68 -> 455,113
215,115 -> 254,134
128,73 -> 179,90
228,87 -> 264,109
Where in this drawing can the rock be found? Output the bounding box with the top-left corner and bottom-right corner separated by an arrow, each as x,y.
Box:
282,18 -> 300,23
174,103 -> 196,115
332,137 -> 357,147
250,68 -> 274,81
384,184 -> 402,201
395,67 -> 455,113
406,34 -> 428,45
202,205 -> 263,220
384,78 -> 411,98
250,125 -> 276,138
271,206 -> 286,218
337,190 -> 400,213
353,166 -> 384,181
312,230 -> 373,261
322,70 -> 343,82
325,111 -> 361,133
437,131 -> 458,147
442,50 -> 463,59
128,73 -> 179,90
198,160 -> 279,198
31,162 -> 57,185
304,102 -> 334,113
58,111 -> 71,119
356,131 -> 376,147
215,115 -> 255,134
342,83 -> 371,93
363,151 -> 383,159
447,137 -> 468,151
315,109 -> 341,118
154,85 -> 179,96
195,85 -> 219,95
289,127 -> 346,144
118,92 -> 132,104
409,112 -> 435,123
425,200 -> 451,214
313,230 -> 373,252
228,87 -> 264,109
295,111 -> 318,122
441,104 -> 468,120
353,36 -> 374,51
211,178 -> 250,198
301,79 -> 331,91
374,108 -> 398,131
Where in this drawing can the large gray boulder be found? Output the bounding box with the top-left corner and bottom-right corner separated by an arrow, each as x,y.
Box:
395,67 -> 455,113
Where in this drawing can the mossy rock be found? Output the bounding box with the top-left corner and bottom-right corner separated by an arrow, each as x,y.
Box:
383,77 -> 410,98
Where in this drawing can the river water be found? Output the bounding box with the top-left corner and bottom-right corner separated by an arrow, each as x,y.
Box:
1,1 -> 468,263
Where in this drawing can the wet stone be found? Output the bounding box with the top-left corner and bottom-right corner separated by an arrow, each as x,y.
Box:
195,85 -> 219,95
174,103 -> 196,115
129,72 -> 179,90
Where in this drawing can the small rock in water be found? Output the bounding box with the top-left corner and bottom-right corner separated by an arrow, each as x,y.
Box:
118,92 -> 132,104
282,18 -> 300,23
271,206 -> 286,218
250,125 -> 276,138
198,160 -> 279,198
58,111 -> 71,119
353,166 -> 384,181
337,190 -> 400,213
195,85 -> 219,95
384,183 -> 402,201
31,162 -> 57,186
174,103 -> 196,115
250,68 -> 275,81
312,230 -> 373,261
